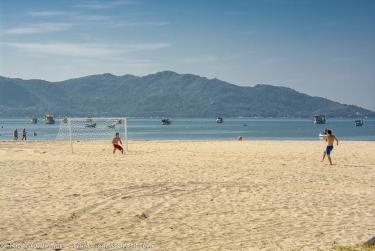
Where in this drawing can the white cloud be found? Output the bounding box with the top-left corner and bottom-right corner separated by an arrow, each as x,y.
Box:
25,7 -> 166,30
112,21 -> 169,27
1,42 -> 170,58
28,10 -> 110,21
28,11 -> 70,17
77,0 -> 140,9
183,56 -> 219,64
73,14 -> 111,21
4,23 -> 72,35
124,43 -> 170,51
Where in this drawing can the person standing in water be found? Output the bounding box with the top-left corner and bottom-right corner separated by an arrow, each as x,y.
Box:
13,129 -> 18,141
22,128 -> 27,141
321,129 -> 339,165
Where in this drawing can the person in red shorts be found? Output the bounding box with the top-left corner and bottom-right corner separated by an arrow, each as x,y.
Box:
112,132 -> 124,154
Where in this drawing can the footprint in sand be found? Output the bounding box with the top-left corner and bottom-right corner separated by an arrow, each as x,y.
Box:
136,212 -> 149,220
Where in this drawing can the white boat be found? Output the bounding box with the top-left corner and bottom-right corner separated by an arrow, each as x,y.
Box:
44,114 -> 55,124
161,118 -> 171,125
355,113 -> 364,127
107,123 -> 116,129
30,116 -> 38,124
313,115 -> 326,124
355,119 -> 364,127
85,122 -> 96,128
216,117 -> 223,123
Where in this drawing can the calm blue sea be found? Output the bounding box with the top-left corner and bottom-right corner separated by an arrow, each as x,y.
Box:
0,118 -> 374,141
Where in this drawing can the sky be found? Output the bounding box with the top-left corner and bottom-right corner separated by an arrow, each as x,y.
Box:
0,0 -> 374,110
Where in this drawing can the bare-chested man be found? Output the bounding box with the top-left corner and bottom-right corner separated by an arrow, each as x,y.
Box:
321,129 -> 339,165
112,132 -> 124,154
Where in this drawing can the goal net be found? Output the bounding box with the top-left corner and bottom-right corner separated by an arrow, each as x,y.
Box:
56,117 -> 128,153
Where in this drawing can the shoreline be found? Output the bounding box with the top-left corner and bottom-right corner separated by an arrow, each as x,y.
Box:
1,138 -> 375,143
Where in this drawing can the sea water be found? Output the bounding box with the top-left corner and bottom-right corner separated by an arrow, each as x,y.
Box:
0,118 -> 374,141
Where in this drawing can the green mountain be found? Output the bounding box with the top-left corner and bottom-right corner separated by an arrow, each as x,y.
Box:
0,71 -> 373,118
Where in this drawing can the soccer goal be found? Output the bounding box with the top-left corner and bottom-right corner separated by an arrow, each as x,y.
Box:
56,117 -> 128,153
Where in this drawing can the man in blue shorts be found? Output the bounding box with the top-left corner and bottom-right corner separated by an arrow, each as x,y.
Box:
321,129 -> 339,165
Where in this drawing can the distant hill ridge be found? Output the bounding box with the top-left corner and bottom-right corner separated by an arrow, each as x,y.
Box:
0,71 -> 374,118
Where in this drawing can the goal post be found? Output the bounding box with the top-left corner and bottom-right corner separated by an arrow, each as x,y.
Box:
68,117 -> 73,153
56,117 -> 128,154
124,117 -> 128,152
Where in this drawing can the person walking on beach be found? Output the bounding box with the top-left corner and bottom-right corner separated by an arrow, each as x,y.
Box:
321,129 -> 339,165
112,132 -> 124,154
13,129 -> 18,141
22,128 -> 27,141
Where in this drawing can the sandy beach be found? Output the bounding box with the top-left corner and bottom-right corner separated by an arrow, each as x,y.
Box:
0,140 -> 374,250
